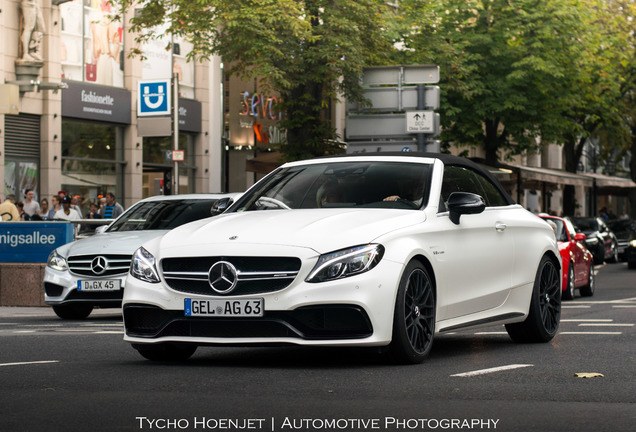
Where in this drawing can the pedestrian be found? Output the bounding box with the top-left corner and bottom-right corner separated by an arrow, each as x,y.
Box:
22,188 -> 40,219
54,195 -> 81,220
99,192 -> 124,219
0,194 -> 21,221
87,201 -> 101,218
16,201 -> 28,220
39,198 -> 50,220
71,194 -> 84,217
48,195 -> 61,219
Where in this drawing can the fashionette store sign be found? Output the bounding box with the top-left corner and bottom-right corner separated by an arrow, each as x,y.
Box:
62,80 -> 131,124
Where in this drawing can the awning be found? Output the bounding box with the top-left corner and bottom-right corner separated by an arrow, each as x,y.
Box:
582,172 -> 636,189
502,163 -> 594,188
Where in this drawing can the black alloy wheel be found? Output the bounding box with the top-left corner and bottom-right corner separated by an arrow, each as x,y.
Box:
388,261 -> 436,364
506,255 -> 561,343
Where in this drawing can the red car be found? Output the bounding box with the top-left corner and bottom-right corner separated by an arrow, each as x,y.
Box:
540,215 -> 595,300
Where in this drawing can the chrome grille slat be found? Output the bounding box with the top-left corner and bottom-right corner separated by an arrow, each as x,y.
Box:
160,256 -> 302,296
68,254 -> 132,277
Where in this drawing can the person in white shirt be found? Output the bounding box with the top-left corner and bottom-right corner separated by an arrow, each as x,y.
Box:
22,189 -> 40,219
54,195 -> 81,220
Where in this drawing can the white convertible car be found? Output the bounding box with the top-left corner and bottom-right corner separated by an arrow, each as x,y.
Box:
123,153 -> 561,363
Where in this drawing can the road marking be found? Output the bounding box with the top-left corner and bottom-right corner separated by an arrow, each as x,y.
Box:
559,332 -> 622,335
0,360 -> 59,367
613,305 -> 636,308
578,323 -> 633,327
562,319 -> 613,322
562,305 -> 591,309
451,364 -> 533,377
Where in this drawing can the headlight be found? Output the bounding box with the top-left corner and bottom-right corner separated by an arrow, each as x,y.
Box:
630,240 -> 636,248
306,244 -> 384,283
47,250 -> 68,271
130,247 -> 160,283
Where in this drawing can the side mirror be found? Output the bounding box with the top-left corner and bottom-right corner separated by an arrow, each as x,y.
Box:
447,192 -> 486,225
211,197 -> 233,216
95,225 -> 108,234
574,233 -> 587,242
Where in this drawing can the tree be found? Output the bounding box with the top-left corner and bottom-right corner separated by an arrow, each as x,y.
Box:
113,0 -> 393,160
394,1 -> 611,165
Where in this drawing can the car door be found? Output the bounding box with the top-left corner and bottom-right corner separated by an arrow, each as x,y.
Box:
433,165 -> 515,321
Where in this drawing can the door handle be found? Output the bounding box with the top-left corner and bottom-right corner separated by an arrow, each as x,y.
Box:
495,222 -> 507,232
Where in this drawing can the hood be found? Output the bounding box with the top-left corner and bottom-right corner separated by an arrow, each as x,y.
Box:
59,230 -> 169,257
159,209 -> 426,255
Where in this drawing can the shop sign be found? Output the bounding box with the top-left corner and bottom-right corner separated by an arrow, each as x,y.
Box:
62,80 -> 131,124
138,79 -> 171,116
0,223 -> 74,263
178,98 -> 201,133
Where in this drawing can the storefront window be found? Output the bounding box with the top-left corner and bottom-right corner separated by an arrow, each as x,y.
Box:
60,0 -> 124,87
62,120 -> 124,214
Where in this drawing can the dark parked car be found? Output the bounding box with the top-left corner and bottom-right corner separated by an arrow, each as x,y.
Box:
607,219 -> 636,262
571,217 -> 618,264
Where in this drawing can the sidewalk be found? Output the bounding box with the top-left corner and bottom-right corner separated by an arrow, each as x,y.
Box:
0,306 -> 121,318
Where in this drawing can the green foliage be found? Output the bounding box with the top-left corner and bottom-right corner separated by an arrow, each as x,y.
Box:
113,0 -> 393,159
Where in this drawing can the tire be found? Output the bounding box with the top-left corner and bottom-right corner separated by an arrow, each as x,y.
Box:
506,255 -> 561,343
579,263 -> 595,297
132,343 -> 197,362
387,261 -> 436,364
562,263 -> 575,301
52,304 -> 94,320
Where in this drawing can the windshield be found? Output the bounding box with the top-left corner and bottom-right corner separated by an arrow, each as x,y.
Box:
233,161 -> 433,211
573,218 -> 600,233
108,199 -> 219,232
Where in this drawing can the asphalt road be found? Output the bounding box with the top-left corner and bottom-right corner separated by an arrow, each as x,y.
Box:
0,263 -> 634,432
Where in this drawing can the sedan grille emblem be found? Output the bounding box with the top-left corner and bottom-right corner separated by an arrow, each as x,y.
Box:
208,261 -> 238,294
91,256 -> 108,275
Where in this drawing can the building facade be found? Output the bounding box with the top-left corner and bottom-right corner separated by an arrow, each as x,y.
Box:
1,0 -> 223,214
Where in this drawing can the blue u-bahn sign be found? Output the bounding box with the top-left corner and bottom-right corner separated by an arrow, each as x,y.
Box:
0,222 -> 74,263
138,79 -> 171,116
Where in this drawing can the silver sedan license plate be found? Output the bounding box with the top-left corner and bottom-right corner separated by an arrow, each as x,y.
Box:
184,298 -> 264,317
77,280 -> 121,291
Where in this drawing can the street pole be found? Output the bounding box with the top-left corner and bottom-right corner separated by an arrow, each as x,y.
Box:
173,74 -> 179,194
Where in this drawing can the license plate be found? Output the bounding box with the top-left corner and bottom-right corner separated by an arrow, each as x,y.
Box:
77,280 -> 121,291
184,298 -> 264,317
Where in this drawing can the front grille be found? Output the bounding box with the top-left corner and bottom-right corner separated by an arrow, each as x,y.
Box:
161,256 -> 302,296
68,254 -> 132,277
124,304 -> 373,340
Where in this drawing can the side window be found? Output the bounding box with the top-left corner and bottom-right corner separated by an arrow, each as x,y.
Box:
439,166 -> 484,211
439,165 -> 508,212
473,171 -> 508,207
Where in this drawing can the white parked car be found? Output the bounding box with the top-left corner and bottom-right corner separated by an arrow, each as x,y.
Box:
123,153 -> 562,363
44,193 -> 240,319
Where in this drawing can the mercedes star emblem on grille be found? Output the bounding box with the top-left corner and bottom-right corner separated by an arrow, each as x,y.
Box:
208,261 -> 238,294
91,256 -> 109,275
